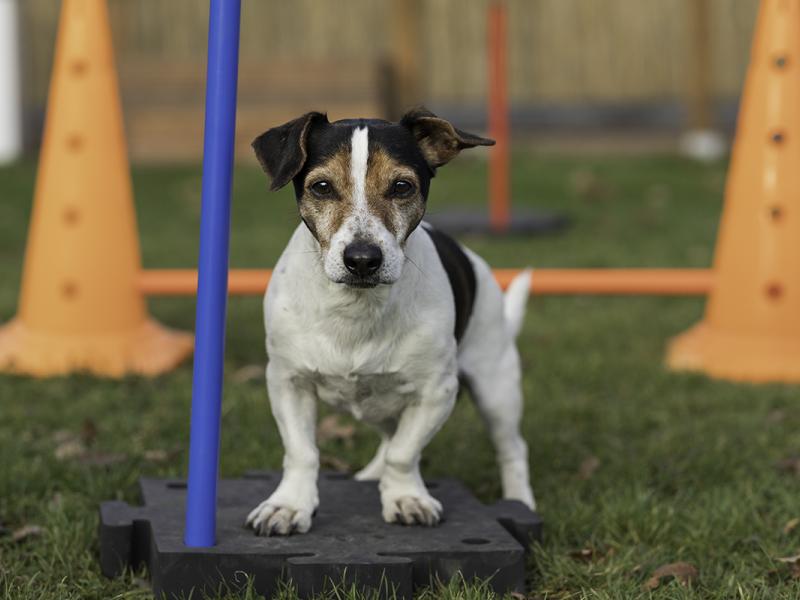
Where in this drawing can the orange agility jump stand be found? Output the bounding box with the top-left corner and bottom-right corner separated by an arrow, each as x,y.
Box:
667,0 -> 800,382
0,0 -> 193,377
487,0 -> 510,233
427,0 -> 567,236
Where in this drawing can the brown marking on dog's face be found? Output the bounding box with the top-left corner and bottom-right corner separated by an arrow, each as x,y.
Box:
364,148 -> 425,243
297,144 -> 424,254
297,147 -> 352,251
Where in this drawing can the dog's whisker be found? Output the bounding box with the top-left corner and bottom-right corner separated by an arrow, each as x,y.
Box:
404,255 -> 427,279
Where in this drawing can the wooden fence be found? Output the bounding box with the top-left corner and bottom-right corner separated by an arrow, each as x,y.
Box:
20,0 -> 760,160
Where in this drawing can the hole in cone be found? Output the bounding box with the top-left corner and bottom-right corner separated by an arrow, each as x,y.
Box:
766,282 -> 783,300
774,55 -> 789,69
66,135 -> 83,152
62,207 -> 80,226
771,131 -> 786,144
770,206 -> 784,221
61,281 -> 79,300
71,60 -> 88,76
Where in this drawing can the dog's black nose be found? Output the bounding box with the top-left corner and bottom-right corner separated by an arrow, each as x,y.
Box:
343,242 -> 382,277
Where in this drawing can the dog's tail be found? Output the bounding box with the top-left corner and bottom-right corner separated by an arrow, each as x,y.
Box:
503,269 -> 532,339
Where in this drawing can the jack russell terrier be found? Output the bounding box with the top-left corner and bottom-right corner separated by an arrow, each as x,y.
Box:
245,108 -> 535,536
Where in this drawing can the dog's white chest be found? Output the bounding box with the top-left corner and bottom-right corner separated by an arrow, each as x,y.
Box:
307,371 -> 417,424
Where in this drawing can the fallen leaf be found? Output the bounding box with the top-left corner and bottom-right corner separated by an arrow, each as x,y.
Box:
774,553 -> 800,580
767,409 -> 787,424
12,525 -> 43,543
54,438 -> 86,461
81,418 -> 97,446
231,364 -> 264,384
317,415 -> 356,447
784,518 -> 800,535
569,543 -> 615,563
569,547 -> 594,562
320,454 -> 351,473
143,449 -> 168,462
577,456 -> 600,480
777,554 -> 800,564
52,429 -> 74,444
776,457 -> 800,476
53,427 -> 126,466
643,562 -> 698,590
143,448 -> 180,463
48,493 -> 63,511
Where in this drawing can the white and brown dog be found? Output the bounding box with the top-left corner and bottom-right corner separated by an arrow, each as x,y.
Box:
245,108 -> 535,536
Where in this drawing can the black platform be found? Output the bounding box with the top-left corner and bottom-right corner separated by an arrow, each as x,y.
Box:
99,472 -> 542,599
425,208 -> 569,236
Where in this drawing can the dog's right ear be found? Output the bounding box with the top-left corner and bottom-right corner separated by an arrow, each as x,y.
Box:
252,112 -> 328,191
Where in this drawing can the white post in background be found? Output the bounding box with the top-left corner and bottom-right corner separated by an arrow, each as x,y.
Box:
679,0 -> 726,162
0,0 -> 22,165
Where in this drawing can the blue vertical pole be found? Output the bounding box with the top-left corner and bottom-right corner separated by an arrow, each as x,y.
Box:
184,0 -> 242,548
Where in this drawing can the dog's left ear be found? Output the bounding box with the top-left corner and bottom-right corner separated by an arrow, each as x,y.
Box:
400,107 -> 494,170
252,112 -> 328,191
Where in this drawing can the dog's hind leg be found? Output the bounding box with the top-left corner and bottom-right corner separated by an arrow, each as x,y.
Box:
462,344 -> 535,509
355,435 -> 389,481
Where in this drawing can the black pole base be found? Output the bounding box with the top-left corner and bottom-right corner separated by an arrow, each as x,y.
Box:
99,472 -> 542,599
425,208 -> 570,236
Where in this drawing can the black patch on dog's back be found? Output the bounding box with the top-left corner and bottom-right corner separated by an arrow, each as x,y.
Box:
423,224 -> 476,343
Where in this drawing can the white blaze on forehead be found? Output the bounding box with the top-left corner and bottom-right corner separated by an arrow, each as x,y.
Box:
350,127 -> 369,210
319,124 -> 404,285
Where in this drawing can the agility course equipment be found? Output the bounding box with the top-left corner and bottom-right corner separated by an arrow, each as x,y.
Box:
0,0 -> 21,164
0,0 -> 192,377
183,0 -> 241,549
101,474 -> 542,599
137,267 -> 713,297
3,0 -> 799,385
426,0 -> 569,235
2,0 -> 795,594
667,0 -> 800,381
97,1 -> 542,597
0,0 -> 714,381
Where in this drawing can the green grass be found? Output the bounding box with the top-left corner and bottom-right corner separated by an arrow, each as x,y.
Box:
2,153 -> 800,599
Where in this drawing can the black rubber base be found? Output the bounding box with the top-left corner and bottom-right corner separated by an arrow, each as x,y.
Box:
99,472 -> 542,599
425,208 -> 569,236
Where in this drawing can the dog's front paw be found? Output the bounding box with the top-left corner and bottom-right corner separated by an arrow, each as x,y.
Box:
245,498 -> 314,536
382,492 -> 443,526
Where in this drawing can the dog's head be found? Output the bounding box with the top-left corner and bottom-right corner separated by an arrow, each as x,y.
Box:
253,108 -> 493,288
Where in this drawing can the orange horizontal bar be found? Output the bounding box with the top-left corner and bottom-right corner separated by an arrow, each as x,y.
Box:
138,268 -> 713,296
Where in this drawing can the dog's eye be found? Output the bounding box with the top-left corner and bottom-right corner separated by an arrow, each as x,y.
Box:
390,179 -> 415,198
310,180 -> 334,198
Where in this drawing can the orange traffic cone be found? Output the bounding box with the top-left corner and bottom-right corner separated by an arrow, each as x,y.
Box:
0,0 -> 193,377
667,0 -> 800,382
